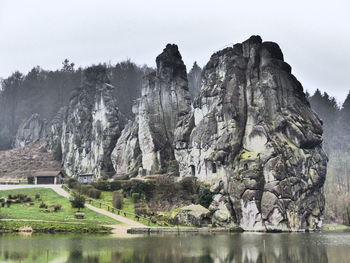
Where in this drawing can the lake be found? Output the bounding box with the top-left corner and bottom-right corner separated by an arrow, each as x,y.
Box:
0,231 -> 349,263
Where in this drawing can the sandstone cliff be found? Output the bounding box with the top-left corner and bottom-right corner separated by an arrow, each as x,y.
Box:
174,36 -> 327,231
112,44 -> 191,176
49,66 -> 124,177
14,113 -> 47,148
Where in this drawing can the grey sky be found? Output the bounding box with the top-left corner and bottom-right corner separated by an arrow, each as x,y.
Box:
1,0 -> 349,102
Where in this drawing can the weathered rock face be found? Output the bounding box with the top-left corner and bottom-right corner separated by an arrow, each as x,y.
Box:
14,114 -> 47,148
175,36 -> 327,231
112,44 -> 191,176
49,66 -> 124,177
111,120 -> 141,177
174,204 -> 211,227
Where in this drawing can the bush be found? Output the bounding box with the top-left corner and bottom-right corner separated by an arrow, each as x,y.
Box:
39,202 -> 48,209
92,180 -> 123,191
134,202 -> 149,216
27,176 -> 35,184
76,184 -> 93,195
67,178 -> 78,189
131,193 -> 142,203
129,179 -> 156,200
87,188 -> 101,199
70,192 -> 85,211
198,186 -> 214,208
54,204 -> 62,212
35,194 -> 41,199
17,194 -> 26,201
76,184 -> 101,199
92,181 -> 110,191
179,177 -> 199,194
112,192 -> 124,210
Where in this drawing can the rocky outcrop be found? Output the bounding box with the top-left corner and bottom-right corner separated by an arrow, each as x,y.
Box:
111,120 -> 141,177
14,114 -> 47,148
174,36 -> 327,231
48,66 -> 124,177
174,204 -> 211,227
112,44 -> 191,176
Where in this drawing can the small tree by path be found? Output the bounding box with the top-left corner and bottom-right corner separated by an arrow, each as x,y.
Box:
70,192 -> 85,212
112,192 -> 124,210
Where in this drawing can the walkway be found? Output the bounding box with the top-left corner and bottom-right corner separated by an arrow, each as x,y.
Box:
0,184 -> 146,234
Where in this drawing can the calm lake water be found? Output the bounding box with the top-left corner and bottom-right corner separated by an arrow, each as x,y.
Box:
0,231 -> 350,263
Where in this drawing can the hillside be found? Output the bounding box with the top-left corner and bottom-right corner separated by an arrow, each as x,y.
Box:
0,142 -> 61,179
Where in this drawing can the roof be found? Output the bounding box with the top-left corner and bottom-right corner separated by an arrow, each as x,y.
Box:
32,171 -> 61,177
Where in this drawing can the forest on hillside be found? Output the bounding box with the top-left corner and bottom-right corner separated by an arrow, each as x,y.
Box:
308,90 -> 350,224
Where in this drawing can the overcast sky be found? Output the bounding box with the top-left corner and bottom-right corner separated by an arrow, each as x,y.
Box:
0,0 -> 349,102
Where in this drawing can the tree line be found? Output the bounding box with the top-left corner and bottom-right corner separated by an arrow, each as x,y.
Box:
0,59 -> 157,150
308,90 -> 350,224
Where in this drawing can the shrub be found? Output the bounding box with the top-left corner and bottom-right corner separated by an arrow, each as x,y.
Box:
67,178 -> 78,189
76,184 -> 93,195
129,179 -> 156,200
134,202 -> 149,216
198,186 -> 215,208
54,204 -> 62,212
35,194 -> 41,199
39,202 -> 48,209
70,192 -> 85,211
91,180 -> 123,191
110,181 -> 123,191
87,188 -> 102,199
112,192 -> 124,210
92,181 -> 110,191
17,194 -> 25,201
76,184 -> 101,199
27,176 -> 35,184
131,193 -> 142,203
179,177 -> 199,194
154,177 -> 177,199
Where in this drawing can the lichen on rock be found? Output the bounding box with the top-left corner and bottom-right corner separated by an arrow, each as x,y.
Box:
174,35 -> 327,231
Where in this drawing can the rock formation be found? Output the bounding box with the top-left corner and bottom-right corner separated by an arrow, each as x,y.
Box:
9,36 -> 326,231
14,113 -> 47,148
49,66 -> 124,177
112,44 -> 192,176
174,36 -> 327,231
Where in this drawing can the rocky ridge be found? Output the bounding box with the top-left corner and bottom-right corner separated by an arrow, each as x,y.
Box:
10,36 -> 327,231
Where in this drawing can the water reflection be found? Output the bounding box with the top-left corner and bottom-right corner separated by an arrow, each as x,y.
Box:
0,232 -> 349,263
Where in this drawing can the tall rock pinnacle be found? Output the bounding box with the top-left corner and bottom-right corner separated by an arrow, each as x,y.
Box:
174,36 -> 327,231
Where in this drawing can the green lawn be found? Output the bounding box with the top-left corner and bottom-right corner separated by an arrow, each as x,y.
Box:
322,224 -> 350,231
0,188 -> 119,225
100,191 -> 135,215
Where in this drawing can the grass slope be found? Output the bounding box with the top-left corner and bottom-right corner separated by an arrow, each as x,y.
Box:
0,188 -> 120,226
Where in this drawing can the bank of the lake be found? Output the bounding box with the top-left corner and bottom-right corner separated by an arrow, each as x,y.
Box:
0,220 -> 112,233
